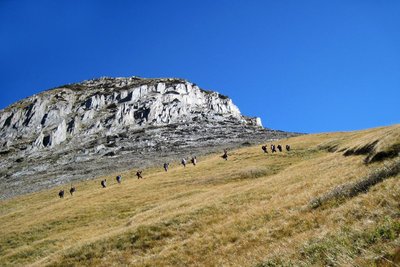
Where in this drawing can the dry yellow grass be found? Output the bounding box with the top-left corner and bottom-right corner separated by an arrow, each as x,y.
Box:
0,124 -> 399,267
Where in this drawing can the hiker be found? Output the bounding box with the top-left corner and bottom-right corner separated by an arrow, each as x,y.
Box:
116,175 -> 121,184
58,190 -> 64,198
191,156 -> 197,166
163,163 -> 169,172
262,145 -> 267,153
222,149 -> 228,160
286,145 -> 291,151
277,145 -> 282,152
136,170 -> 143,179
101,179 -> 107,188
271,144 -> 276,153
181,158 -> 187,167
69,186 -> 76,196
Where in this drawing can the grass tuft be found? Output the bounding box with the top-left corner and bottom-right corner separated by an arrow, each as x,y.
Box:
309,158 -> 400,209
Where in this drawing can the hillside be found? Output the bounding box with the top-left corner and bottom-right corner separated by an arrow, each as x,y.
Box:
0,76 -> 296,199
0,124 -> 399,266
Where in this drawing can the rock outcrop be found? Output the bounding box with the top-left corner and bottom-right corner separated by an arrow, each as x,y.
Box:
0,76 -> 297,199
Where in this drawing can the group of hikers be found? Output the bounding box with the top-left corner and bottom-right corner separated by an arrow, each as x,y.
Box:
58,185 -> 76,198
164,156 -> 197,172
261,144 -> 290,153
58,144 -> 290,198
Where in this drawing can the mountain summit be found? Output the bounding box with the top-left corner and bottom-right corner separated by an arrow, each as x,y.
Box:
0,77 -> 296,199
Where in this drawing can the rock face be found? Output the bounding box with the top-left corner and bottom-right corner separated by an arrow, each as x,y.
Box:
0,77 -> 297,199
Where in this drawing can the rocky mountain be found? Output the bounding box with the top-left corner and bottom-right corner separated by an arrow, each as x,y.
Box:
0,77 -> 298,199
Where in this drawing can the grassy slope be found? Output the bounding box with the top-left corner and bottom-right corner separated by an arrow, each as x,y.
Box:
0,125 -> 399,267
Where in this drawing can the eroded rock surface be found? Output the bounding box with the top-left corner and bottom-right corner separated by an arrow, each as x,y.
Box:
0,77 -> 297,199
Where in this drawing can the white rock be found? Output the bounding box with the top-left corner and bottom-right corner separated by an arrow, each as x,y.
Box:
53,120 -> 67,145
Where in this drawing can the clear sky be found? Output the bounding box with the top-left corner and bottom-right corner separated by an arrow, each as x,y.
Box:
0,0 -> 399,133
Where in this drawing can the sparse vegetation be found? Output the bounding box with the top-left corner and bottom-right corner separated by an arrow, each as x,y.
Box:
0,124 -> 399,266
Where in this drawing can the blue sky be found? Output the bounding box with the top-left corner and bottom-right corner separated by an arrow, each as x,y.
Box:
0,0 -> 399,133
